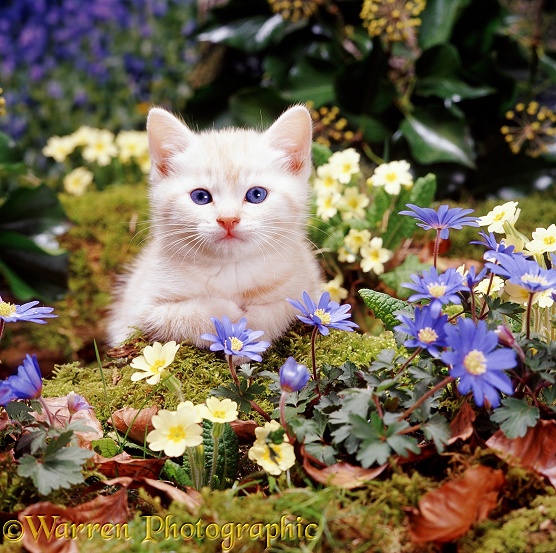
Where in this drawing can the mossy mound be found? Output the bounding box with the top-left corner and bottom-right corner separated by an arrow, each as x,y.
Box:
42,326 -> 397,426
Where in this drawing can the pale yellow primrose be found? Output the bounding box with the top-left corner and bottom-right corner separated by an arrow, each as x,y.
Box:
130,341 -> 180,385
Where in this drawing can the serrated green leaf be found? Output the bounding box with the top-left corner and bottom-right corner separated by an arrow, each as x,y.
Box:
491,398 -> 540,439
422,413 -> 451,452
18,447 -> 94,495
359,289 -> 412,330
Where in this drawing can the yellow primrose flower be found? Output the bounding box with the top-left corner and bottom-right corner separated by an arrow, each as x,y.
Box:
313,163 -> 343,193
316,189 -> 342,221
248,420 -> 296,476
477,201 -> 520,234
344,228 -> 372,256
504,283 -> 554,308
176,401 -> 206,423
327,148 -> 360,184
337,246 -> 357,263
42,135 -> 77,163
130,341 -> 180,385
525,224 -> 556,254
63,166 -> 93,196
116,130 -> 149,163
367,159 -> 413,196
146,408 -> 203,457
360,237 -> 393,274
82,129 -> 118,166
474,276 -> 505,297
338,187 -> 370,221
321,275 -> 348,303
70,125 -> 96,147
201,397 -> 238,424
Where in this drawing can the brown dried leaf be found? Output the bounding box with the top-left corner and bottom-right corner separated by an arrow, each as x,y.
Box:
486,419 -> 556,487
19,489 -> 129,553
36,396 -> 103,447
229,419 -> 258,443
93,451 -> 165,478
303,455 -> 387,489
448,401 -> 476,444
406,465 -> 505,543
108,406 -> 157,444
102,476 -> 202,512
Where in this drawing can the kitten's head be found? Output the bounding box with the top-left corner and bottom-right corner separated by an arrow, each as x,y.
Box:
146,106 -> 313,263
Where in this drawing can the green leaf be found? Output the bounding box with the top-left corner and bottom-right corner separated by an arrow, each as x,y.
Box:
312,142 -> 332,168
0,132 -> 21,165
359,289 -> 412,330
163,459 -> 192,488
416,77 -> 495,102
281,58 -> 337,106
92,438 -> 120,458
491,398 -> 540,439
349,413 -> 391,467
197,15 -> 303,53
18,446 -> 94,495
380,255 -> 430,299
421,413 -> 451,453
419,0 -> 472,50
228,87 -> 288,128
400,108 -> 476,168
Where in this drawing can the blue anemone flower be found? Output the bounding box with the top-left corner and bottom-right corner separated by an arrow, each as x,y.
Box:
279,357 -> 310,392
441,318 -> 516,407
470,231 -> 517,261
200,316 -> 270,362
0,354 -> 43,406
287,292 -> 358,335
403,267 -> 468,316
0,298 -> 56,324
394,305 -> 449,357
462,265 -> 489,291
486,254 -> 556,294
399,204 -> 479,240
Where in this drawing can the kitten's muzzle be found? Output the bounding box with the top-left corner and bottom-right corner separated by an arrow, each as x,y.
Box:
217,217 -> 240,236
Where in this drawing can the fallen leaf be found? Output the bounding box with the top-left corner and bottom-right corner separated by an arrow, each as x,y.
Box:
486,419 -> 556,487
36,396 -> 103,447
108,406 -> 157,444
406,465 -> 505,543
448,401 -> 476,444
19,489 -> 129,553
302,446 -> 387,489
229,419 -> 258,443
93,451 -> 166,478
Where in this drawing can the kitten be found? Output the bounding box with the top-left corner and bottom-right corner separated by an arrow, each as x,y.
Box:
107,105 -> 323,348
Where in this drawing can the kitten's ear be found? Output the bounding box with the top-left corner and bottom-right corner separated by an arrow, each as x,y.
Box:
147,108 -> 193,178
265,106 -> 313,175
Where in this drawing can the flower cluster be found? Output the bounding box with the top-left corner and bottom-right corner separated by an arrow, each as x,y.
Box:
312,154 -> 421,299
248,420 -> 296,476
500,101 -> 556,158
267,0 -> 323,22
360,0 -> 426,43
309,104 -> 356,148
43,126 -> 150,195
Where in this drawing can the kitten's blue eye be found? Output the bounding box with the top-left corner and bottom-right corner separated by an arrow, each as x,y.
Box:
190,189 -> 212,205
245,187 -> 267,204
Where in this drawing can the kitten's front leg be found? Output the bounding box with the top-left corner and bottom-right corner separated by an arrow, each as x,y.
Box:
140,298 -> 245,347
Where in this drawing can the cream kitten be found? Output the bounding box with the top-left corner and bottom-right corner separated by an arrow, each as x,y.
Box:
107,105 -> 323,348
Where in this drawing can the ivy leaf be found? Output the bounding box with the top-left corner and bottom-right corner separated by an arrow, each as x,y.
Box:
18,446 -> 94,495
490,398 -> 540,439
359,289 -> 412,330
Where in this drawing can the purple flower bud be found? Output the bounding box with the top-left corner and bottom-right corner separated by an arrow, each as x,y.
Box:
495,325 -> 516,348
66,391 -> 92,415
279,357 -> 310,393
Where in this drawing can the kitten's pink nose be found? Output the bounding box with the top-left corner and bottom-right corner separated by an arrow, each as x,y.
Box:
217,217 -> 240,233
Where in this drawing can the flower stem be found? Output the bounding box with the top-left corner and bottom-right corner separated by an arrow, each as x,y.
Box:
227,356 -> 241,390
398,375 -> 455,421
395,348 -> 421,377
38,396 -> 55,426
209,435 -> 220,488
249,400 -> 271,422
279,391 -> 294,443
433,230 -> 441,269
526,293 -> 534,340
187,445 -> 204,491
310,327 -> 320,395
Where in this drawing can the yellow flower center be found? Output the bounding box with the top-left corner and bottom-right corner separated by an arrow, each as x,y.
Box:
229,337 -> 244,351
427,283 -> 447,298
417,327 -> 438,343
212,410 -> 227,420
385,172 -> 398,182
149,359 -> 166,374
493,211 -> 506,222
521,274 -> 549,286
463,350 -> 487,375
0,302 -> 16,317
314,309 -> 331,325
544,236 -> 556,245
167,425 -> 186,443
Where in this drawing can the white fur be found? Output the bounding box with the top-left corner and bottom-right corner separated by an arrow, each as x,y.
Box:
107,106 -> 323,347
